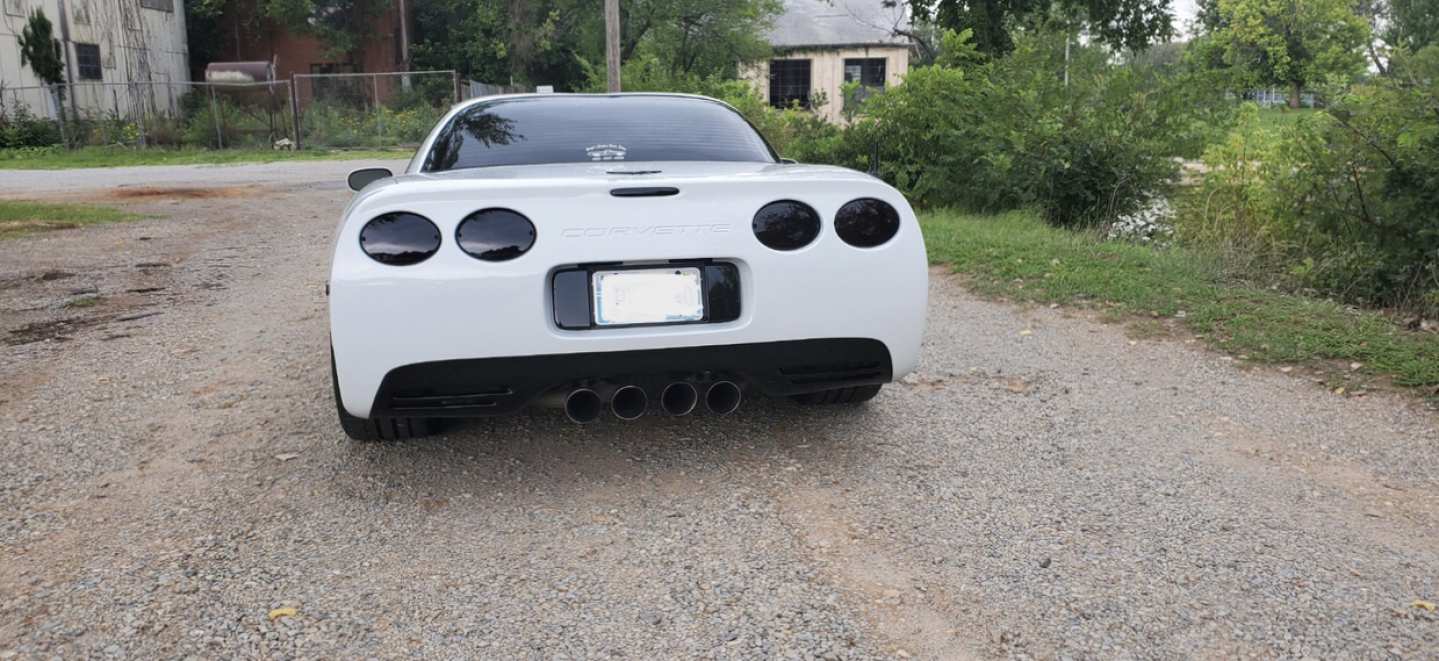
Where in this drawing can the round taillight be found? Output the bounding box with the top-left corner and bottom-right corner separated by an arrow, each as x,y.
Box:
358,212 -> 441,266
752,200 -> 821,251
834,198 -> 900,248
456,208 -> 536,261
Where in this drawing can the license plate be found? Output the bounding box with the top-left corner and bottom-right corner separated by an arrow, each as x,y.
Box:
593,267 -> 704,326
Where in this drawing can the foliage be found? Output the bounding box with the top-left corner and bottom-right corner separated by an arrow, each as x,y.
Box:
260,0 -> 390,57
1382,0 -> 1439,52
923,208 -> 1439,388
412,0 -> 781,90
613,0 -> 781,78
0,97 -> 62,148
847,30 -> 1207,228
17,10 -> 64,88
907,0 -> 1175,57
0,146 -> 406,170
299,102 -> 445,149
1183,46 -> 1439,314
1194,0 -> 1370,107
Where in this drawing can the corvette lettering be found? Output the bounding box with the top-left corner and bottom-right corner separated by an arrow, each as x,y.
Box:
560,224 -> 732,238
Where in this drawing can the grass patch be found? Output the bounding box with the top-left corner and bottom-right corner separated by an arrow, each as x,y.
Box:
1255,107 -> 1319,134
0,146 -> 409,170
64,294 -> 103,308
0,200 -> 144,240
922,209 -> 1439,389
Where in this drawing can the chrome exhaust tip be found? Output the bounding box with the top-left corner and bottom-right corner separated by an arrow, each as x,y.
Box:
660,382 -> 699,416
564,388 -> 603,424
610,385 -> 648,420
704,380 -> 741,415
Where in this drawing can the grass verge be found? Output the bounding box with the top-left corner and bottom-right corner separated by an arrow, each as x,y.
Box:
921,209 -> 1439,391
0,146 -> 409,170
0,200 -> 145,240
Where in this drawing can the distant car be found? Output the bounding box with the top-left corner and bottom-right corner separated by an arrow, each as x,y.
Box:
329,93 -> 927,440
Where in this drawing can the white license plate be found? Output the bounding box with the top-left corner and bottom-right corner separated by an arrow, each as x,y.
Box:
593,267 -> 704,326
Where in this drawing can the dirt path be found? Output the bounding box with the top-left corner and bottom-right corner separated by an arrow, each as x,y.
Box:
0,178 -> 1435,658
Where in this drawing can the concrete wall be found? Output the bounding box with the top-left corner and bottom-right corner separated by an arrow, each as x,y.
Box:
743,45 -> 909,123
1,0 -> 189,119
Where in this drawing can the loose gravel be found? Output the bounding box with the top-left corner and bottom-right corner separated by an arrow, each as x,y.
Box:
0,163 -> 1435,658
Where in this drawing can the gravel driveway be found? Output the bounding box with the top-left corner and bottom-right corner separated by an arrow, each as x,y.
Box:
1,163 -> 1436,659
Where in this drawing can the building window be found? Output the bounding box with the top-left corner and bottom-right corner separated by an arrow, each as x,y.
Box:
844,58 -> 886,88
72,0 -> 90,24
768,59 -> 811,109
140,0 -> 173,11
75,43 -> 103,80
4,0 -> 25,18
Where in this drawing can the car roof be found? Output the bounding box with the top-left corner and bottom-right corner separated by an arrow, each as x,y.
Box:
449,92 -> 739,113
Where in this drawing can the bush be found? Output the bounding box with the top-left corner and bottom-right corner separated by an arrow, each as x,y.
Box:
1184,47 -> 1439,314
846,30 -> 1197,228
0,98 -> 62,148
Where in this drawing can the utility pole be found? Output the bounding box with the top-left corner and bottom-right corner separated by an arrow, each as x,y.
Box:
604,0 -> 621,92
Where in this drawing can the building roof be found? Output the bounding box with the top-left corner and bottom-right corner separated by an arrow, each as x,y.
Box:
766,0 -> 911,49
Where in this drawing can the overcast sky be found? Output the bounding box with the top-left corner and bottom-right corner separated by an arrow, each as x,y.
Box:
1172,0 -> 1200,36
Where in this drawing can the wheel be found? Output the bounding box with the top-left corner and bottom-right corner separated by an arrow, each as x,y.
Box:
331,351 -> 434,442
790,384 -> 882,405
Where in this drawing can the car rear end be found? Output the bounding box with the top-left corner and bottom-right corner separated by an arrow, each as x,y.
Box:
328,94 -> 927,428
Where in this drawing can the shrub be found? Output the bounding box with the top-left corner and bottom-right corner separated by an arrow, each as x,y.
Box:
0,97 -> 62,148
847,30 -> 1195,228
1181,47 -> 1439,313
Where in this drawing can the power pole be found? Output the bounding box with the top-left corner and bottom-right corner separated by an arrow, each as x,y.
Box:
604,0 -> 621,92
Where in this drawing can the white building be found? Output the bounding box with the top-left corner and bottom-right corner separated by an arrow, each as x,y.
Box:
743,0 -> 912,123
0,0 -> 189,119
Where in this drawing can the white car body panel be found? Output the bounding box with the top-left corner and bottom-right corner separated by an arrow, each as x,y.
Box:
329,96 -> 928,419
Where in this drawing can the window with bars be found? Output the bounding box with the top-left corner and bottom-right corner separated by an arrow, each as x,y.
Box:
4,0 -> 25,18
768,59 -> 811,110
140,0 -> 173,11
75,43 -> 103,80
843,58 -> 887,88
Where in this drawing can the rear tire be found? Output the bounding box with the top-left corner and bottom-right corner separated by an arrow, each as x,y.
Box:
332,351 -> 433,442
790,384 -> 882,405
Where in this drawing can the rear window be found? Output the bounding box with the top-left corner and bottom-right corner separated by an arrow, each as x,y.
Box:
422,95 -> 777,172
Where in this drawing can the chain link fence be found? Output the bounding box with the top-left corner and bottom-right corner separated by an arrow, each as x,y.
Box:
1,71 -> 529,153
1,80 -> 297,150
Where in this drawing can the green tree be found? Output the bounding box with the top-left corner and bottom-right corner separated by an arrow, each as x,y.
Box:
1387,0 -> 1439,51
17,9 -> 66,122
610,0 -> 780,78
907,0 -> 1175,57
18,9 -> 64,87
1201,0 -> 1369,107
260,0 -> 389,57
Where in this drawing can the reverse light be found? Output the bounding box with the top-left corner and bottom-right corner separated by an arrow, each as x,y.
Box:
358,212 -> 441,266
752,200 -> 821,251
456,208 -> 537,261
834,198 -> 900,248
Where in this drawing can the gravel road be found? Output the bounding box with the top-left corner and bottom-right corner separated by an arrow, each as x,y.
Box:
1,163 -> 1436,659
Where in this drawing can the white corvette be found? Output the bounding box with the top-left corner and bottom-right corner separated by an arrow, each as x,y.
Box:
329,93 -> 927,440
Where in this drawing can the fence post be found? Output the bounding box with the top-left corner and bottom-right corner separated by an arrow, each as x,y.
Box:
374,74 -> 383,145
453,71 -> 460,103
290,75 -> 302,151
208,85 -> 224,149
52,85 -> 69,149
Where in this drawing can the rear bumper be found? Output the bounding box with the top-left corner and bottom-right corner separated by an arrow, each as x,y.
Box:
368,338 -> 891,417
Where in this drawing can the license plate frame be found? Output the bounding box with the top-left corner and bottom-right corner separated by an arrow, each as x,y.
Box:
592,267 -> 705,327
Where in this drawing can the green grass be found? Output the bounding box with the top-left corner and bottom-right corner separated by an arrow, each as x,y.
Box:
922,209 -> 1439,389
0,200 -> 145,239
0,146 -> 410,170
1255,107 -> 1319,134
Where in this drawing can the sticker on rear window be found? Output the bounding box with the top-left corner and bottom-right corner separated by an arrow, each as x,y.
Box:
586,144 -> 627,161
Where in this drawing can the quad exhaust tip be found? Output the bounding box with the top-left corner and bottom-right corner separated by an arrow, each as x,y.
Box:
660,382 -> 699,416
705,381 -> 741,415
611,385 -> 648,420
564,388 -> 603,424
